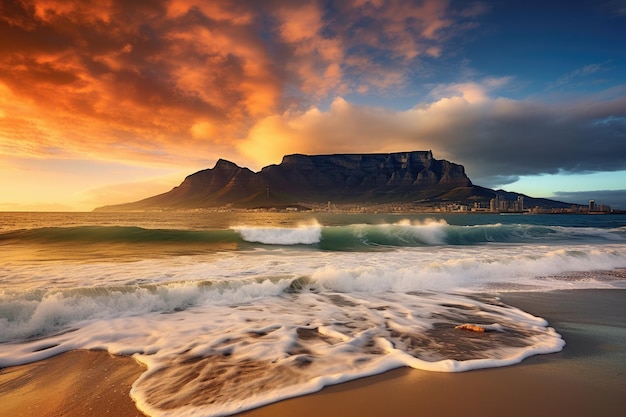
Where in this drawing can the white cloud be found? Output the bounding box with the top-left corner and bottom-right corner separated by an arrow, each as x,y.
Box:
239,82 -> 626,185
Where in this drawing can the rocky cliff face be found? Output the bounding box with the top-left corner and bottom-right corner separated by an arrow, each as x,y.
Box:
94,151 -> 474,211
260,151 -> 471,202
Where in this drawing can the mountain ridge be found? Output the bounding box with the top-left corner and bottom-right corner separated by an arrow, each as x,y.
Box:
94,151 -> 573,211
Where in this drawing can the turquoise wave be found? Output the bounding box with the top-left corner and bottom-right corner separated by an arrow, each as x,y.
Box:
0,226 -> 243,245
2,222 -> 624,250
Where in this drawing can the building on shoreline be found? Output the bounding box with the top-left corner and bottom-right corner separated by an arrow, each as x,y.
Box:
588,199 -> 611,213
488,195 -> 525,213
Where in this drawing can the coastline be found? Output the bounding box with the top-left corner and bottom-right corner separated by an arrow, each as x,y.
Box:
237,289 -> 625,417
1,289 -> 624,417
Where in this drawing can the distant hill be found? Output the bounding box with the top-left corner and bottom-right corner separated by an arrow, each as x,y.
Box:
94,151 -> 574,211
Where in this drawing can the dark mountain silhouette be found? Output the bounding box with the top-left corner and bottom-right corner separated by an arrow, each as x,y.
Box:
94,151 -> 573,211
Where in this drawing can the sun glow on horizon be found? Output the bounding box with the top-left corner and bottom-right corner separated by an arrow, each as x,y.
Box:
1,1 -> 625,210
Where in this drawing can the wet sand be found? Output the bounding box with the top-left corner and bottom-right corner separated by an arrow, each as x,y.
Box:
1,289 -> 624,417
0,350 -> 146,417
239,289 -> 626,417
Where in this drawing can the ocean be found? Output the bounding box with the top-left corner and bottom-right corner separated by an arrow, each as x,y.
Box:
1,211 -> 625,416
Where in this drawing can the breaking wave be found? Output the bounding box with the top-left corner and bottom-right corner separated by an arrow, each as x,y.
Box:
2,246 -> 625,344
2,219 -> 625,250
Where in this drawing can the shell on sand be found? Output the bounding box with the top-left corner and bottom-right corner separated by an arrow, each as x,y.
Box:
454,323 -> 487,332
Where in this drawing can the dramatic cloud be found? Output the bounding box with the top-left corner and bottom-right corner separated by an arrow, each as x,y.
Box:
0,0 -> 485,167
240,81 -> 626,184
0,0 -> 282,166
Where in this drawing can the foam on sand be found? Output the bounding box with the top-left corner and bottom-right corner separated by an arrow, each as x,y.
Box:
1,288 -> 565,417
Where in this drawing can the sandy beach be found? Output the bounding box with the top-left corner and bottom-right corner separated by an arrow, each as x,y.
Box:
0,350 -> 146,417
1,289 -> 624,417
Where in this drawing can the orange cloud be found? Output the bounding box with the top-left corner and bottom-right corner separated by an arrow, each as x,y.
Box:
277,3 -> 324,43
0,0 -> 488,172
268,0 -> 474,98
238,97 -> 412,166
238,80 -> 520,168
31,0 -> 114,24
0,0 -> 283,167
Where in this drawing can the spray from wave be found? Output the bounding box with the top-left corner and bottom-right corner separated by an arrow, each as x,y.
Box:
232,221 -> 322,245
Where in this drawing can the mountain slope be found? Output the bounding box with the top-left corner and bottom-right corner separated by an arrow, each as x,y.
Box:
94,151 -> 571,211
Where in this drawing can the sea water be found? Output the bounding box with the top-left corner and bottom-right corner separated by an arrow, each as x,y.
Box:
1,212 -> 625,416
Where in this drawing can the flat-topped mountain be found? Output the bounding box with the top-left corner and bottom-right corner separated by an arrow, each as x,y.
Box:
94,151 -> 570,211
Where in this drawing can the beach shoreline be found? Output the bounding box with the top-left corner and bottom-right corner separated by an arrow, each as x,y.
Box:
1,289 -> 624,417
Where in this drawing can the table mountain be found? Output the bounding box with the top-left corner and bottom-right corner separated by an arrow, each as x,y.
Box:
93,151 -> 567,211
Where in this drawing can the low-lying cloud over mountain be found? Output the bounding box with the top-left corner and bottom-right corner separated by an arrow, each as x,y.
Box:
554,189 -> 626,210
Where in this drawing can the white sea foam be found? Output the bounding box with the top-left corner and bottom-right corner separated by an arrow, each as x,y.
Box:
386,218 -> 449,245
2,243 -> 625,345
0,289 -> 565,417
233,222 -> 322,245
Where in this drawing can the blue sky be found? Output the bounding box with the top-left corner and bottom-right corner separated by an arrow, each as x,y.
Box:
0,0 -> 625,210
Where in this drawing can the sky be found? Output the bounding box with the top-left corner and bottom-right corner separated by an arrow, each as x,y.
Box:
1,0 -> 625,211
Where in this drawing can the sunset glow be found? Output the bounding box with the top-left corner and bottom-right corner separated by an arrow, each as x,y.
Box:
1,0 -> 625,210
